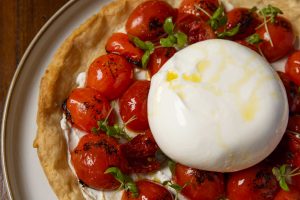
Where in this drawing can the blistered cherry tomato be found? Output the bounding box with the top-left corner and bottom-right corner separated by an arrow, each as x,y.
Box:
178,0 -> 219,21
105,33 -> 144,66
236,40 -> 259,53
148,47 -> 176,77
122,180 -> 173,200
71,134 -> 125,190
285,51 -> 300,86
126,0 -> 177,41
288,116 -> 300,133
274,186 -> 300,200
227,164 -> 279,200
119,80 -> 150,132
86,54 -> 134,100
226,8 -> 261,40
173,163 -> 225,200
176,13 -> 216,44
256,16 -> 295,62
121,130 -> 161,173
65,88 -> 114,132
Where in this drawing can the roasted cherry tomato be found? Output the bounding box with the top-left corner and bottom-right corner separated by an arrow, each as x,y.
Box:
288,116 -> 300,133
119,80 -> 150,132
148,47 -> 176,77
173,163 -> 225,200
236,40 -> 259,53
227,164 -> 279,200
286,51 -> 300,86
105,32 -> 144,66
71,134 -> 125,190
256,16 -> 295,62
176,13 -> 216,44
274,186 -> 300,200
121,130 -> 161,173
226,8 -> 261,40
126,0 -> 177,41
179,0 -> 219,21
65,88 -> 114,132
86,54 -> 134,100
122,180 -> 173,200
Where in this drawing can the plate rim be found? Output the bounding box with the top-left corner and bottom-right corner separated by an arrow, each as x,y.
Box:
0,0 -> 78,199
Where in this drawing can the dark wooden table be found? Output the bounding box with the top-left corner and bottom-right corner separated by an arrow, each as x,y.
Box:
0,0 -> 69,199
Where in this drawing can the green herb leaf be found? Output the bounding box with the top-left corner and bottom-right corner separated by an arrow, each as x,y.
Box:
105,167 -> 139,198
163,17 -> 174,35
93,119 -> 131,140
132,37 -> 149,50
142,50 -> 151,69
272,165 -> 300,191
208,5 -> 227,30
163,180 -> 189,200
175,32 -> 188,49
217,24 -> 240,39
249,6 -> 258,13
259,5 -> 283,23
246,33 -> 263,45
160,35 -> 177,47
132,37 -> 154,68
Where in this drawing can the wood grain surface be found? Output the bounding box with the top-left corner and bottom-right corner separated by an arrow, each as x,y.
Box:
0,0 -> 69,199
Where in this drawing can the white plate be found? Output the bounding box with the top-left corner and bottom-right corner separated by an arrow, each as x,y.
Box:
1,0 -> 112,199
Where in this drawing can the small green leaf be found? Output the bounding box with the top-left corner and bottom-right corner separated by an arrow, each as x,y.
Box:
249,6 -> 258,13
105,167 -> 139,197
259,5 -> 283,23
163,17 -> 174,35
246,33 -> 263,45
160,35 -> 177,47
208,5 -> 227,30
168,159 -> 176,174
145,41 -> 155,53
132,37 -> 149,50
279,179 -> 289,191
142,50 -> 151,69
217,24 -> 240,39
175,32 -> 187,48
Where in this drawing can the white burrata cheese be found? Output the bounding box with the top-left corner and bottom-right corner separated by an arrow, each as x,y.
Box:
148,39 -> 289,172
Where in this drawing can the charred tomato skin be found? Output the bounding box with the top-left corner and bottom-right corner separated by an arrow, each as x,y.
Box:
148,47 -> 177,77
178,0 -> 219,21
227,164 -> 279,200
256,16 -> 295,63
71,134 -> 126,190
105,32 -> 144,66
125,0 -> 177,42
226,8 -> 261,40
121,180 -> 173,200
66,88 -> 115,132
86,53 -> 134,100
119,80 -> 150,132
173,163 -> 225,200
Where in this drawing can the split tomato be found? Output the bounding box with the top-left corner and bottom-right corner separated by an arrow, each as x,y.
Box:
86,54 -> 134,100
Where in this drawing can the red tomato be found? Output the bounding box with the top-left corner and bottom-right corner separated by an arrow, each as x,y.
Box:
274,186 -> 300,200
148,47 -> 176,77
126,0 -> 177,41
176,13 -> 216,44
256,17 -> 295,62
173,163 -> 225,200
65,88 -> 114,132
227,164 -> 279,200
105,33 -> 144,66
71,134 -> 125,190
285,51 -> 300,86
288,116 -> 300,133
179,0 -> 219,21
226,8 -> 261,40
122,180 -> 173,200
86,54 -> 134,100
121,130 -> 161,173
236,40 -> 259,53
277,71 -> 299,114
119,80 -> 150,132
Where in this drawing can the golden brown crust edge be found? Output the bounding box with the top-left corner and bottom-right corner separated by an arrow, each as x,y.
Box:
34,0 -> 300,200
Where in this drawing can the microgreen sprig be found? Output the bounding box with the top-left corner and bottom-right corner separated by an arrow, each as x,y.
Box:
105,167 -> 139,198
272,164 -> 300,191
208,5 -> 227,30
217,24 -> 240,39
246,33 -> 263,45
163,180 -> 189,200
168,159 -> 176,174
132,37 -> 155,68
91,104 -> 135,140
160,17 -> 187,49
